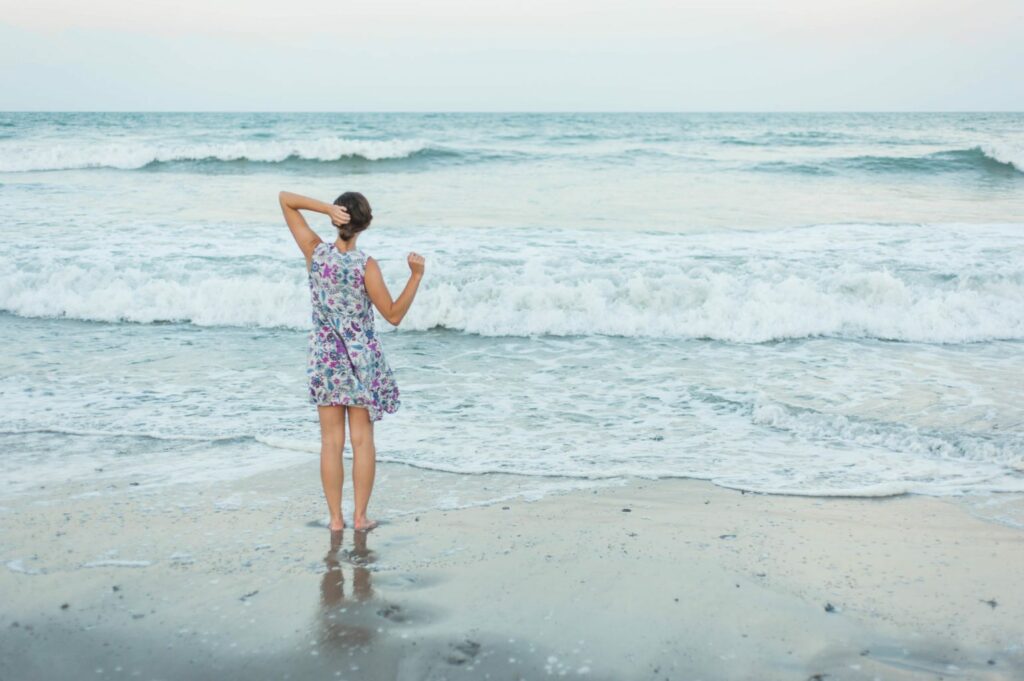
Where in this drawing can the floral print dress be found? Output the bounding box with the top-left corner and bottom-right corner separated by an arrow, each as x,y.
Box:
306,241 -> 400,421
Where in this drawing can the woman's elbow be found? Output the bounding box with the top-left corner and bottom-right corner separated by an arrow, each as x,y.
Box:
384,307 -> 406,326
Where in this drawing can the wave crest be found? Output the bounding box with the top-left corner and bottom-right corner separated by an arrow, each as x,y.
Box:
754,145 -> 1024,176
2,241 -> 1023,344
978,142 -> 1024,172
0,137 -> 449,172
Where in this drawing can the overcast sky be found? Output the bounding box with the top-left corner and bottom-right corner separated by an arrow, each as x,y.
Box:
1,0 -> 1021,111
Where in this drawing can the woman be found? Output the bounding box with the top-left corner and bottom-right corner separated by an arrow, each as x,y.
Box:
279,190 -> 425,532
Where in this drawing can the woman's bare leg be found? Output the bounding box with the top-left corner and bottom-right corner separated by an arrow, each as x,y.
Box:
317,405 -> 347,531
347,407 -> 379,531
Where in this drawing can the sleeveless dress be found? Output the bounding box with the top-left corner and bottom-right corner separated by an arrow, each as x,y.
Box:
306,241 -> 400,421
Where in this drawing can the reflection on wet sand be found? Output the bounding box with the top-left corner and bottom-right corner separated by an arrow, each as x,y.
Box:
318,530 -> 377,648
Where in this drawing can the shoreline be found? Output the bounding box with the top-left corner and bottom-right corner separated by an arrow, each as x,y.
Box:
2,461 -> 1023,680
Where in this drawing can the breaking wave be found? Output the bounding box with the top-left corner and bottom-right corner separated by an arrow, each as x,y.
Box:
0,138 -> 464,172
753,145 -> 1024,176
2,228 -> 1022,344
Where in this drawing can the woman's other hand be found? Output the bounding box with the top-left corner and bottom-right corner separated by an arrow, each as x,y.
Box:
407,252 -> 425,277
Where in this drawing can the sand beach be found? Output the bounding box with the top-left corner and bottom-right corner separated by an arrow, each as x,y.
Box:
2,461 -> 1022,681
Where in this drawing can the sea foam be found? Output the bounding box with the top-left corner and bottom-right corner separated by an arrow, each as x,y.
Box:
2,224 -> 1022,343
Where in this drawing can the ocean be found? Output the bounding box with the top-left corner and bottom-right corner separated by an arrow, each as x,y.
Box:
1,112 -> 1022,516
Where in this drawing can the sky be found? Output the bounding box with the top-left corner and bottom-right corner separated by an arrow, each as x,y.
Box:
0,0 -> 1021,111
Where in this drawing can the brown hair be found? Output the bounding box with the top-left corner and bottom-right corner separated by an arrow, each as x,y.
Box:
333,191 -> 373,241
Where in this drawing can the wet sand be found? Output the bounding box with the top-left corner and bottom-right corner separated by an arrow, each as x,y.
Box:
1,462 -> 1022,680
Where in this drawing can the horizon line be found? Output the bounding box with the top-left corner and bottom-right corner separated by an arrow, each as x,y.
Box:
2,109 -> 1023,115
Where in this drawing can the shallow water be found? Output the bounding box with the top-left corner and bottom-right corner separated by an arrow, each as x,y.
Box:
1,112 -> 1022,504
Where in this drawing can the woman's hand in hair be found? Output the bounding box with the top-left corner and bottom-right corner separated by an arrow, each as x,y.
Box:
327,204 -> 350,228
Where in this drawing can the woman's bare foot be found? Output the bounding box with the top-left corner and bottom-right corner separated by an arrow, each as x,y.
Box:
328,517 -> 346,531
353,516 -> 378,532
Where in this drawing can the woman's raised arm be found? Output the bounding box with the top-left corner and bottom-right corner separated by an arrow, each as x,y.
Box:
364,253 -> 425,327
278,191 -> 349,264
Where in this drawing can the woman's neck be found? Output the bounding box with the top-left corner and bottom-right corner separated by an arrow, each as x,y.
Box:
334,237 -> 358,252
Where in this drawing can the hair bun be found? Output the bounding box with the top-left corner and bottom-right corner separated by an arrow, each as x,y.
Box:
332,191 -> 373,242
